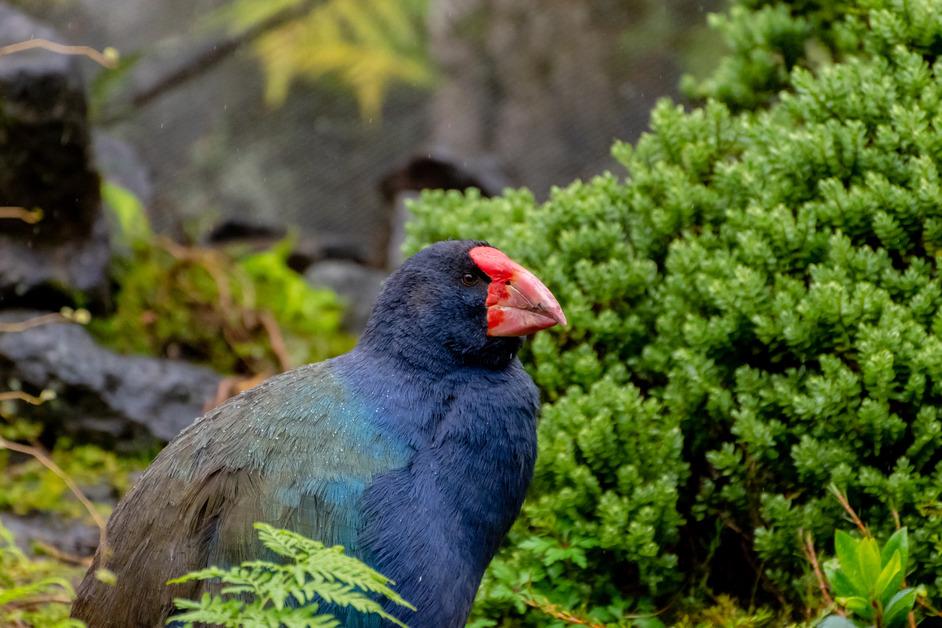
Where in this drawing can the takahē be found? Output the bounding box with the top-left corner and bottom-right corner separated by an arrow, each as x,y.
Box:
71,240 -> 566,627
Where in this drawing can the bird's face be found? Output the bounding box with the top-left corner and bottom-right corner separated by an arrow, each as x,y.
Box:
363,240 -> 566,369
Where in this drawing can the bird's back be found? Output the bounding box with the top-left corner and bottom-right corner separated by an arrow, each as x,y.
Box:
71,359 -> 410,627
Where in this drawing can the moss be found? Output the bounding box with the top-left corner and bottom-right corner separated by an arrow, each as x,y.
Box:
90,184 -> 354,375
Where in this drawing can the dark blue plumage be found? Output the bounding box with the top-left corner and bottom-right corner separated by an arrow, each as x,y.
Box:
72,240 -> 565,627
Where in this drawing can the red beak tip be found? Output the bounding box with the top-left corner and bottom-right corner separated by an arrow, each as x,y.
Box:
471,245 -> 567,336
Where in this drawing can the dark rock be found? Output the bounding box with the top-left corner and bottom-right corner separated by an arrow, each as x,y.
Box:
1,512 -> 100,558
0,214 -> 110,304
0,311 -> 221,446
93,132 -> 155,208
0,5 -> 109,301
378,153 -> 507,204
204,218 -> 287,245
306,261 -> 387,333
378,151 -> 511,268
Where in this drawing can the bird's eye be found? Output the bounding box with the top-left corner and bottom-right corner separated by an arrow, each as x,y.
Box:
461,273 -> 479,287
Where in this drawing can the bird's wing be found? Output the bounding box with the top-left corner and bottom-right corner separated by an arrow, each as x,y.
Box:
71,362 -> 409,628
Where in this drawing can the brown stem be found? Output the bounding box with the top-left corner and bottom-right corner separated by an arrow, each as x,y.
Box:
916,597 -> 942,618
259,311 -> 292,372
802,530 -> 839,613
0,390 -> 52,405
829,485 -> 869,536
32,540 -> 93,567
0,313 -> 64,333
522,596 -> 606,628
0,310 -> 88,333
3,593 -> 74,608
0,206 -> 43,223
0,39 -> 116,68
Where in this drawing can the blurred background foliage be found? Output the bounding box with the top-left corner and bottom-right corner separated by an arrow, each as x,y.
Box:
212,0 -> 433,119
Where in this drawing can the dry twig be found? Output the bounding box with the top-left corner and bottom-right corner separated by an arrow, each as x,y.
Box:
802,530 -> 839,613
0,309 -> 90,334
916,597 -> 942,618
3,594 -> 74,608
522,596 -> 606,628
259,311 -> 292,372
0,38 -> 117,68
0,390 -> 54,406
32,540 -> 92,567
0,207 -> 43,224
829,485 -> 869,536
207,373 -> 269,410
0,438 -> 108,562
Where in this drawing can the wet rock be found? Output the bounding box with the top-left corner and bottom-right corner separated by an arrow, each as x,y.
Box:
306,261 -> 387,333
203,218 -> 287,245
0,311 -> 221,446
1,512 -> 100,558
94,132 -> 155,208
0,5 -> 109,301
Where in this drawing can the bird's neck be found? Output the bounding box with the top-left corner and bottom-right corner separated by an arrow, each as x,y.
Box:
357,324 -> 522,374
356,329 -> 455,376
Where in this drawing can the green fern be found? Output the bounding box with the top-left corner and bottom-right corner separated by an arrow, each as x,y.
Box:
167,522 -> 415,627
0,521 -> 83,627
217,0 -> 433,119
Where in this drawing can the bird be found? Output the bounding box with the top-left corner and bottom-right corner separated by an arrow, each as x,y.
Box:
71,239 -> 566,627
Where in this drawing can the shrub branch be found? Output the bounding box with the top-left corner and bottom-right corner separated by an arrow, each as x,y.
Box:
0,438 -> 106,566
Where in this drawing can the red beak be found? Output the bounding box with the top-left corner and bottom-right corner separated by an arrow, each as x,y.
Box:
469,246 -> 567,337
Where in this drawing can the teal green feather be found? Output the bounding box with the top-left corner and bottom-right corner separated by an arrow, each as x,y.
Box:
71,361 -> 410,627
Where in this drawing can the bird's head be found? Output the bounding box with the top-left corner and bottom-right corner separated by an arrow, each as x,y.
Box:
361,240 -> 566,371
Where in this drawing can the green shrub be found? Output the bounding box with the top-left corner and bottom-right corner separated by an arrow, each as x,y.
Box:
407,0 -> 942,622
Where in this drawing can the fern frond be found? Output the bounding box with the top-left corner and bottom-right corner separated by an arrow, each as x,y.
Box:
168,522 -> 414,627
0,521 -> 80,626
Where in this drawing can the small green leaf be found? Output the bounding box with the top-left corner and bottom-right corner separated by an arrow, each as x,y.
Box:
835,530 -> 867,596
873,551 -> 905,608
828,568 -> 859,598
883,588 -> 917,628
856,537 -> 881,592
881,528 -> 909,572
95,568 -> 117,586
102,181 -> 152,250
837,596 -> 874,621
